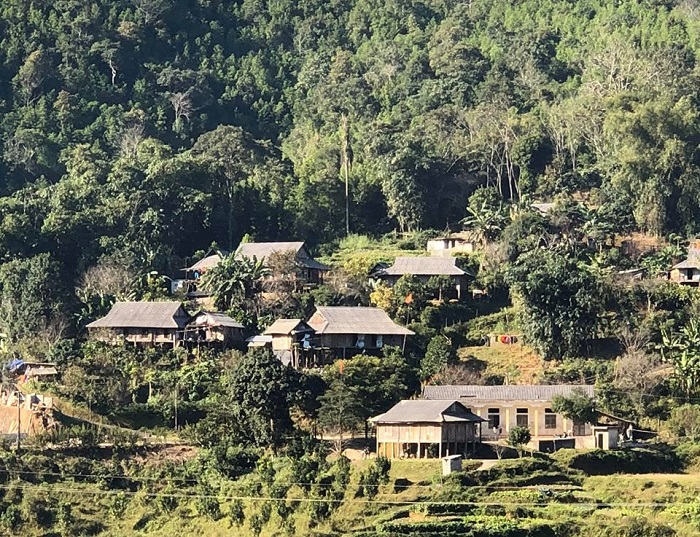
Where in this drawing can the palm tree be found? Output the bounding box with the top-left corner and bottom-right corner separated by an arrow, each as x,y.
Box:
660,321 -> 700,397
462,199 -> 508,245
201,254 -> 269,311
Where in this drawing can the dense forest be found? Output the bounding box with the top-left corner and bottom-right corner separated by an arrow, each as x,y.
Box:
3,1 -> 700,536
2,0 -> 700,275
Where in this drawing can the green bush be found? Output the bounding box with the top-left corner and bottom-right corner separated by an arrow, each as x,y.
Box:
197,444 -> 260,479
600,516 -> 677,537
674,441 -> 700,470
553,447 -> 682,475
0,503 -> 22,532
377,516 -> 565,536
108,492 -> 129,519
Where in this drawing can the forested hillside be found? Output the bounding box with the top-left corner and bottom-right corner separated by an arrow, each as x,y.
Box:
2,0 -> 700,276
5,2 -> 700,536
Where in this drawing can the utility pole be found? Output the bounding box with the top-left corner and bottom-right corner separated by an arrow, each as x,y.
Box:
174,383 -> 178,431
340,114 -> 351,236
16,388 -> 21,451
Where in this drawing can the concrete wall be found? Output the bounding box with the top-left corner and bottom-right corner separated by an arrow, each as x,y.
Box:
427,239 -> 475,256
466,401 -> 591,441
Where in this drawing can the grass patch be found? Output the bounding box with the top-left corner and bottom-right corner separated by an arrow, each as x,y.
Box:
458,343 -> 545,384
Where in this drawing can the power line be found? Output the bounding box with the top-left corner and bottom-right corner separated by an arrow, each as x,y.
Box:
0,482 -> 695,508
0,468 -> 587,490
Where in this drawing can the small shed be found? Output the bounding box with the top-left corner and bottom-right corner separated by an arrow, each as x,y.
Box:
426,233 -> 477,257
263,319 -> 316,368
185,311 -> 245,347
246,335 -> 273,348
670,258 -> 700,286
182,248 -> 228,280
592,426 -> 619,450
24,365 -> 58,381
442,454 -> 463,475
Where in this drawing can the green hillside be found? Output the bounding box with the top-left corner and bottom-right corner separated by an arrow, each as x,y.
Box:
1,0 -> 700,279
1,445 -> 699,536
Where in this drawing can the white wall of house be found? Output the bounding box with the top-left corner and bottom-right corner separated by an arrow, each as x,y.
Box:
426,239 -> 475,257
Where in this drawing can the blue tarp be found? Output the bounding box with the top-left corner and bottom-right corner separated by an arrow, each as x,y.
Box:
7,358 -> 24,372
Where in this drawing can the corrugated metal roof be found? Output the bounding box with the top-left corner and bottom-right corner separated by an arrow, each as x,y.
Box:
428,231 -> 478,242
186,253 -> 222,271
532,202 -> 555,214
263,319 -> 314,335
308,307 -> 414,336
86,302 -> 190,329
672,258 -> 699,269
26,365 -> 58,376
184,248 -> 229,271
423,384 -> 595,402
235,242 -> 330,271
189,311 -> 244,328
246,335 -> 273,346
381,256 -> 465,276
371,400 -> 484,424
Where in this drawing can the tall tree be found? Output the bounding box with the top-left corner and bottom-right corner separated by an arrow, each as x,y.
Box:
507,249 -> 607,359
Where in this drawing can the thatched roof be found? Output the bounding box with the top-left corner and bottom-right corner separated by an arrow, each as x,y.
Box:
308,306 -> 413,336
235,241 -> 330,271
380,256 -> 465,277
370,400 -> 484,424
87,302 -> 190,329
423,384 -> 595,402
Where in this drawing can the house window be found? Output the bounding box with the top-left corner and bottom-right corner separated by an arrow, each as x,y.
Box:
487,408 -> 500,429
545,408 -> 557,429
573,422 -> 586,436
516,408 -> 529,428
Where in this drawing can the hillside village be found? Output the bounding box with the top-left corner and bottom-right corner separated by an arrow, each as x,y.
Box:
2,203 -> 700,536
3,0 -> 700,534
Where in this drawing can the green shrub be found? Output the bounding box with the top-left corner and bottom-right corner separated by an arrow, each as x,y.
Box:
198,444 -> 260,479
0,503 -> 22,532
195,484 -> 222,520
228,499 -> 245,526
601,516 -> 677,537
375,456 -> 391,483
554,447 -> 682,475
108,492 -> 129,519
675,441 -> 700,470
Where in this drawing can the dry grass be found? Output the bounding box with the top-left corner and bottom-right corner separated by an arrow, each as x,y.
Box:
458,342 -> 546,384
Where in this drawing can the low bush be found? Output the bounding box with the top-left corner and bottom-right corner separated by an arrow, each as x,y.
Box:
377,516 -> 567,536
674,441 -> 700,471
553,447 -> 682,475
